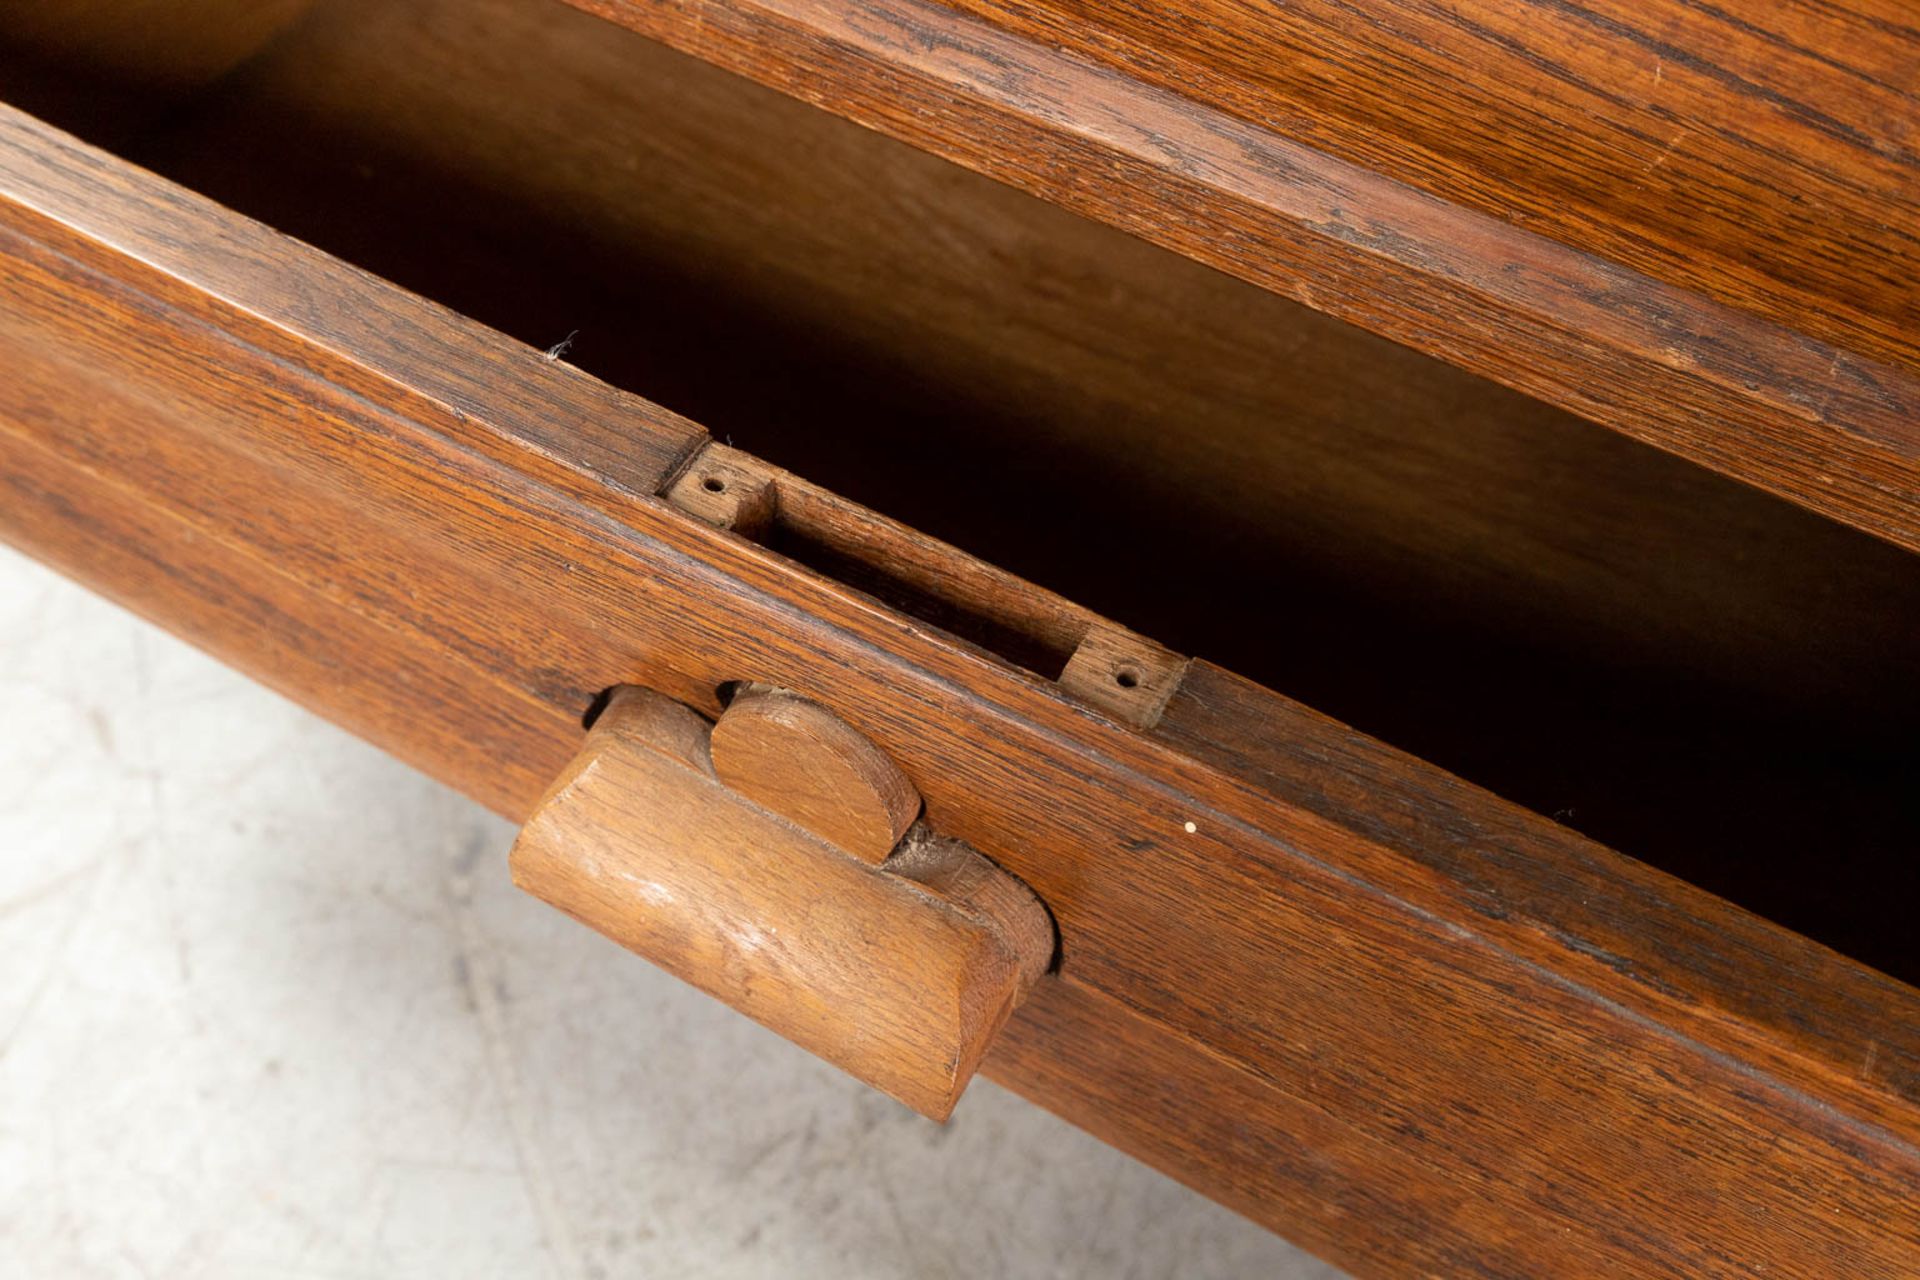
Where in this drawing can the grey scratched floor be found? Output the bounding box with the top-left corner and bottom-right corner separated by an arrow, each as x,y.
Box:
0,545 -> 1345,1279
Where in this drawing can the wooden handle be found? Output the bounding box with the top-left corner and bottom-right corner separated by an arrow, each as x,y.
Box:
509,685 -> 1054,1120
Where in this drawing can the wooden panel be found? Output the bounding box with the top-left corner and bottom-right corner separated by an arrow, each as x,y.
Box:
107,0 -> 1913,722
928,0 -> 1920,372
2,105 -> 1918,1277
90,0 -> 1920,981
551,0 -> 1920,557
0,0 -> 313,145
0,94 -> 703,502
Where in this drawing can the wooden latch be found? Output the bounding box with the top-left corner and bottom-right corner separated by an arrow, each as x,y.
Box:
509,684 -> 1055,1120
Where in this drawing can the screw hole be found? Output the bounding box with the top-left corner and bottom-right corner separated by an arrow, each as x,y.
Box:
1114,665 -> 1141,689
701,475 -> 728,494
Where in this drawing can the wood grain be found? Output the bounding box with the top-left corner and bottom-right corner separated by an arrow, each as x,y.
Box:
1055,620 -> 1187,731
710,685 -> 921,863
1,103 -> 1917,1275
511,685 -> 1047,1120
78,0 -> 1920,974
0,70 -> 703,504
552,0 -> 1920,556
664,442 -> 778,538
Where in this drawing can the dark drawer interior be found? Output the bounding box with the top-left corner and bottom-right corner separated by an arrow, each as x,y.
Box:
5,0 -> 1917,982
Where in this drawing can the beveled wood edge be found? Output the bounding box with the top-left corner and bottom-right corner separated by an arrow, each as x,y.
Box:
563,0 -> 1920,556
1157,662 -> 1920,1144
0,101 -> 708,500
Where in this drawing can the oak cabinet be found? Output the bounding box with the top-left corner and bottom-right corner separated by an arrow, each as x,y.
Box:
1,1 -> 1915,1275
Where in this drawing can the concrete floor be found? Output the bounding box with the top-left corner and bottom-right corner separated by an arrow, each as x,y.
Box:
0,545 -> 1343,1279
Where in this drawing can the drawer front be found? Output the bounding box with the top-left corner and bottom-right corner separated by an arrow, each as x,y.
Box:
2,101 -> 1918,1279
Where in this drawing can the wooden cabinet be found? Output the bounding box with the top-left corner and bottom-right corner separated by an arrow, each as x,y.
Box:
0,0 -> 1914,1274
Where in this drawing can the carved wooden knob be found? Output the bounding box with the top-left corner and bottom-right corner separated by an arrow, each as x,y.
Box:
509,685 -> 1054,1120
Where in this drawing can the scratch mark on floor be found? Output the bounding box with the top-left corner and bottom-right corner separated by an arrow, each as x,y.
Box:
0,857 -> 107,1061
443,813 -> 586,1280
0,858 -> 104,923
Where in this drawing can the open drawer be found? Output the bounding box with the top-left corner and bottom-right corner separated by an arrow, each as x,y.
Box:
2,1 -> 1916,1275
